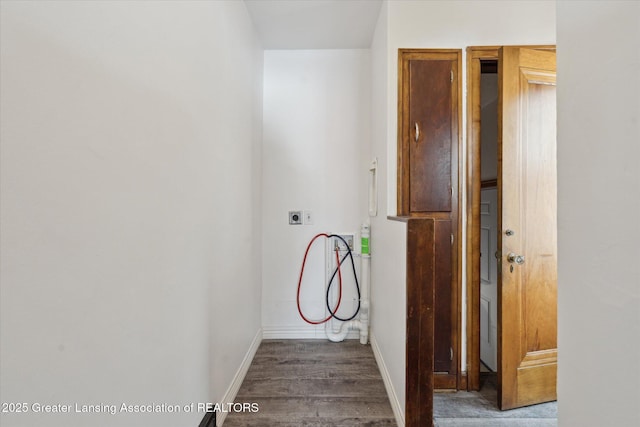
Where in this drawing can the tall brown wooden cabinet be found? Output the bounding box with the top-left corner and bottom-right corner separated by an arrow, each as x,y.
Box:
398,49 -> 461,427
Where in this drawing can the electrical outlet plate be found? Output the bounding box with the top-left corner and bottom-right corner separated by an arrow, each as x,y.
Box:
303,210 -> 313,225
289,211 -> 302,225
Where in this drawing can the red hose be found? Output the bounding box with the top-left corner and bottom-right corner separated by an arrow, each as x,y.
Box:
296,233 -> 343,324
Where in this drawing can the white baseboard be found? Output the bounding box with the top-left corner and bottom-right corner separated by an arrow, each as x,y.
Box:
370,333 -> 405,427
217,328 -> 262,427
262,325 -> 359,340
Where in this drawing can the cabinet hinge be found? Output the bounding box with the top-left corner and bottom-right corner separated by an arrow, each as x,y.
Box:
450,70 -> 454,82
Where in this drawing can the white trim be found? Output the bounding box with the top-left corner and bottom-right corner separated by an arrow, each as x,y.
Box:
217,328 -> 262,427
370,333 -> 405,427
262,325 -> 359,340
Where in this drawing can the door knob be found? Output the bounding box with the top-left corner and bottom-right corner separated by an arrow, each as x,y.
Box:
507,253 -> 525,265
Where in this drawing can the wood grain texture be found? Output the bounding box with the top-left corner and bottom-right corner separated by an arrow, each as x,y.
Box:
434,220 -> 453,373
406,218 -> 435,427
433,373 -> 457,390
399,48 -> 462,397
498,47 -> 557,410
465,46 -> 555,395
224,340 -> 396,427
408,59 -> 453,213
481,179 -> 498,189
397,49 -> 461,218
465,47 -> 500,392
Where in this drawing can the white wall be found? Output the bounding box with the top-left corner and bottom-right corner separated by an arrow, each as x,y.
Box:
557,1 -> 640,426
368,1 -> 556,423
0,2 -> 262,426
369,3 -> 409,424
261,50 -> 370,338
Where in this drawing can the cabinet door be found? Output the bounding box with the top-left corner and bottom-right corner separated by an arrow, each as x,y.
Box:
409,59 -> 453,213
398,50 -> 460,216
433,219 -> 454,373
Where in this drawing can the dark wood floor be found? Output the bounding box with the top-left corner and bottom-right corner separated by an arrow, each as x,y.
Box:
223,339 -> 397,426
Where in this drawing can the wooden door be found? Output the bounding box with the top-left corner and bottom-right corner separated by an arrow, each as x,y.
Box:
498,47 -> 557,410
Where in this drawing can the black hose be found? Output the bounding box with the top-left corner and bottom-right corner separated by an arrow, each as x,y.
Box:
325,234 -> 361,321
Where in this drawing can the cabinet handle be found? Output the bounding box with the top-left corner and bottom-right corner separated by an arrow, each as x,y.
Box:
414,122 -> 420,142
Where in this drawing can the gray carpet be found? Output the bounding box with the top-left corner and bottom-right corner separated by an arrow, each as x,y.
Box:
436,420 -> 556,426
434,374 -> 557,427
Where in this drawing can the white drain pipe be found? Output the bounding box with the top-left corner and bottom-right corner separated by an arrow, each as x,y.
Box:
359,221 -> 370,345
325,221 -> 370,344
325,319 -> 364,342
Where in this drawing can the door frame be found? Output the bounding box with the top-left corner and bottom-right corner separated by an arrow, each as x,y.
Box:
465,45 -> 556,391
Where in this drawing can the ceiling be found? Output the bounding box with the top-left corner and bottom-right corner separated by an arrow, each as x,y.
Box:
244,0 -> 383,49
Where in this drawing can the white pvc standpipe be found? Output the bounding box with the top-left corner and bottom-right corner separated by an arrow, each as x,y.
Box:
359,221 -> 370,344
325,221 -> 371,344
